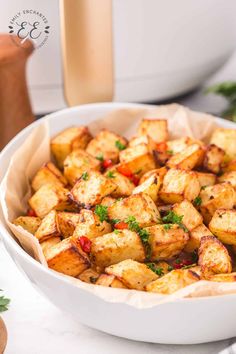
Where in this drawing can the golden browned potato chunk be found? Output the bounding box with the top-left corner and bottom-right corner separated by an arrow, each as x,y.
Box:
195,172 -> 216,188
138,119 -> 168,143
199,183 -> 235,224
40,237 -> 61,257
167,137 -> 195,155
218,171 -> 236,190
198,236 -> 232,279
117,153 -> 156,178
119,144 -> 148,163
35,210 -> 60,242
100,196 -> 116,207
203,144 -> 225,174
108,193 -> 160,228
31,162 -> 67,191
69,170 -> 117,208
159,169 -> 200,204
208,273 -> 236,282
146,269 -> 200,294
73,209 -> 111,240
45,237 -> 90,276
78,268 -> 100,284
51,126 -> 92,168
63,149 -> 100,185
132,173 -> 162,203
57,212 -> 81,238
105,259 -> 158,290
13,216 -> 41,234
222,159 -> 236,172
96,274 -> 127,288
139,167 -> 167,184
172,200 -> 203,231
146,224 -> 189,261
167,144 -> 204,170
184,224 -> 213,253
210,128 -> 236,161
209,209 -> 236,245
104,169 -> 135,197
90,229 -> 145,268
28,184 -> 71,218
86,129 -> 127,163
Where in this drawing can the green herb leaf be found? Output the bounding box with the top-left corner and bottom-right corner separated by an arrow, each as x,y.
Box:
147,263 -> 164,276
114,229 -> 121,235
162,211 -> 183,224
182,263 -> 196,270
81,171 -> 89,181
163,224 -> 172,230
166,150 -> 174,155
110,218 -> 120,225
96,153 -> 104,162
94,205 -> 108,222
115,140 -> 126,151
124,216 -> 150,257
107,171 -> 116,179
193,196 -> 202,207
167,265 -> 173,271
0,291 -> 10,312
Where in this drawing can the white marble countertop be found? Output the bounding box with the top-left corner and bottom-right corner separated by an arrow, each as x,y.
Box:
1,53 -> 236,354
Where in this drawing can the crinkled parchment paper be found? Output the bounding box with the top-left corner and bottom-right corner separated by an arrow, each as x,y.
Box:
1,103 -> 236,309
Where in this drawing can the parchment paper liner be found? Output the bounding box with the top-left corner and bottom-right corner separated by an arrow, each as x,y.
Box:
1,103 -> 236,309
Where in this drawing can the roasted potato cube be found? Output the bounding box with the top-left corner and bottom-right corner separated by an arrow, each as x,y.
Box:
209,209 -> 236,245
146,269 -> 200,294
167,144 -> 204,170
128,135 -> 157,153
132,173 -> 162,203
198,236 -> 232,279
203,144 -> 225,174
199,183 -> 235,224
91,229 -> 145,268
139,167 -> 167,184
78,268 -> 100,284
45,236 -> 90,276
31,162 -> 67,191
73,209 -> 111,240
35,210 -> 60,242
184,224 -> 213,253
51,126 -> 92,168
195,172 -> 216,188
117,153 -> 156,177
222,159 -> 236,172
108,193 -> 160,228
100,196 -> 116,207
173,200 -> 203,231
96,274 -> 127,288
119,143 -> 148,163
138,119 -> 168,143
167,137 -> 195,155
29,184 -> 71,218
13,216 -> 41,234
69,170 -> 117,208
210,128 -> 236,161
40,237 -> 61,257
209,273 -> 236,282
159,169 -> 200,204
146,224 -> 189,261
64,149 -> 100,185
105,259 -> 158,290
218,171 -> 236,190
104,169 -> 135,197
57,212 -> 81,238
86,129 -> 127,163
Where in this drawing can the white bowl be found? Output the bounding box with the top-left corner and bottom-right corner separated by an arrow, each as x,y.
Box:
1,102 -> 236,344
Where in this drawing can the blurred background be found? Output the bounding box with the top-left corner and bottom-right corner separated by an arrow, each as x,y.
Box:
0,0 -> 236,147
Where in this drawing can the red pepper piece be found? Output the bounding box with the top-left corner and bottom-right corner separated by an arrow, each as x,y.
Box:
117,165 -> 133,177
79,236 -> 92,253
156,142 -> 167,152
27,209 -> 37,217
130,174 -> 140,186
114,221 -> 128,230
102,159 -> 113,169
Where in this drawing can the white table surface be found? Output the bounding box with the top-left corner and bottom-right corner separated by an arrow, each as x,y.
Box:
1,52 -> 236,354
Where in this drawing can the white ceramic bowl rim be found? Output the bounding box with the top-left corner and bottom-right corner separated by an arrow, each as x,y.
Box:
1,102 -> 236,306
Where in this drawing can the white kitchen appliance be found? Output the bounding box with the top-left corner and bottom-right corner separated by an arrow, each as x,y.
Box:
1,0 -> 236,113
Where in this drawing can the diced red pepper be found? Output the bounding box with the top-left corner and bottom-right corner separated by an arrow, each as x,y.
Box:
117,165 -> 133,177
102,159 -> 113,169
130,174 -> 140,186
79,236 -> 92,253
156,142 -> 167,152
172,262 -> 182,269
182,259 -> 193,266
27,209 -> 37,217
114,221 -> 128,230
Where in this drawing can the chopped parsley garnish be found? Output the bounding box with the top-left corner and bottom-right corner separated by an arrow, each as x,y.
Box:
107,171 -> 116,178
167,265 -> 173,271
115,140 -> 126,151
147,263 -> 164,276
193,196 -> 202,207
110,218 -> 121,225
182,263 -> 196,270
96,153 -> 104,162
161,211 -> 188,232
114,229 -> 121,235
167,150 -> 174,155
94,205 -> 108,222
81,171 -> 89,181
0,291 -> 10,312
89,276 -> 98,284
163,224 -> 172,230
125,216 -> 151,258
